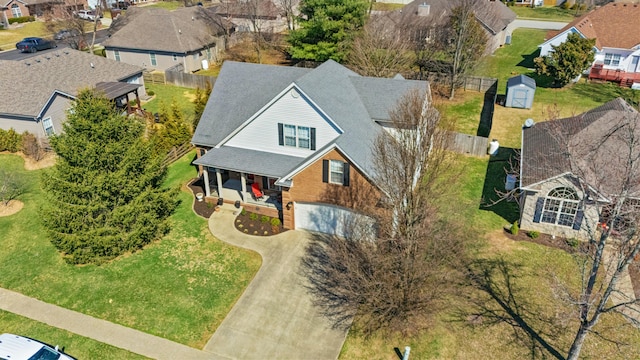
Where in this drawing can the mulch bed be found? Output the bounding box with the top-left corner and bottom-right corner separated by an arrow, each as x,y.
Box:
504,229 -> 640,299
234,210 -> 286,236
187,178 -> 216,218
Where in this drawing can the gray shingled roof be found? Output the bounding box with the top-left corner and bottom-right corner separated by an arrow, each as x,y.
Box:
0,50 -> 143,117
521,98 -> 637,192
103,6 -> 227,53
192,60 -> 429,180
507,74 -> 536,89
394,0 -> 515,35
193,146 -> 304,178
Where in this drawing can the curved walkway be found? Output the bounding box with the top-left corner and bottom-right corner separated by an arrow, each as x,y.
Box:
204,206 -> 347,359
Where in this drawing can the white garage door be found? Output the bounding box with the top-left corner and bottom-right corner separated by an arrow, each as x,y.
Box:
294,202 -> 373,238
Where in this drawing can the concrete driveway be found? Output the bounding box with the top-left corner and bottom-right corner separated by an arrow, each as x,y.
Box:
204,207 -> 347,359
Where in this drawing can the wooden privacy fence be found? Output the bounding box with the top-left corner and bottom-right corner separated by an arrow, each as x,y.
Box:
143,70 -> 216,89
143,71 -> 166,85
163,143 -> 194,166
446,132 -> 488,157
462,76 -> 498,93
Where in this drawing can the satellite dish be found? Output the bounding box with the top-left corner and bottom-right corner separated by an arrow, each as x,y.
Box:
524,118 -> 535,128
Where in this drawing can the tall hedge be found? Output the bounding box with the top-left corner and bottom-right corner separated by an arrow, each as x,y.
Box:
42,90 -> 179,264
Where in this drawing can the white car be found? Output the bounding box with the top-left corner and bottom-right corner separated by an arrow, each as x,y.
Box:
75,10 -> 97,21
0,333 -> 75,360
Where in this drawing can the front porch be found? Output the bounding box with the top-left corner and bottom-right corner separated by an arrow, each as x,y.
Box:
201,169 -> 283,212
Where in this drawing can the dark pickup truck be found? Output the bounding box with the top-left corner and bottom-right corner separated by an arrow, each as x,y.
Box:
15,37 -> 57,53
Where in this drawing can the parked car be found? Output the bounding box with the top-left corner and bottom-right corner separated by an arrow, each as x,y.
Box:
0,333 -> 75,360
54,28 -> 80,40
15,37 -> 57,53
75,9 -> 97,21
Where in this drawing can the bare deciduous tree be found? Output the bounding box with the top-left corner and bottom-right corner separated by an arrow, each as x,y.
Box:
346,18 -> 413,78
0,170 -> 25,206
301,89 -> 468,335
274,0 -> 298,30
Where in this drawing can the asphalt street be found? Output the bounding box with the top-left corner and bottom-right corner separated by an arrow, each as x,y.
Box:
0,29 -> 110,61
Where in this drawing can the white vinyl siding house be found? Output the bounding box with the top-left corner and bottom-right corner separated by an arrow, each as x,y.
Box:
224,86 -> 341,157
539,28 -> 581,57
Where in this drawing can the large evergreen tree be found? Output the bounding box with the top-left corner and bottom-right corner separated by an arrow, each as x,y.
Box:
42,90 -> 179,264
288,0 -> 369,62
535,33 -> 595,87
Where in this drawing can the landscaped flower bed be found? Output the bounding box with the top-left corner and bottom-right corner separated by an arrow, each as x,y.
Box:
234,209 -> 285,236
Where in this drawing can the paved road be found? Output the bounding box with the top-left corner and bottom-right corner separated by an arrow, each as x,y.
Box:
204,206 -> 348,360
0,29 -> 110,61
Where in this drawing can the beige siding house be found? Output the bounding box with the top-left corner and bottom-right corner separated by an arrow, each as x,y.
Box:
103,6 -> 229,73
0,50 -> 144,138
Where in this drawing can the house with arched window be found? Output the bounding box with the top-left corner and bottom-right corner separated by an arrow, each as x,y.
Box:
519,98 -> 639,239
0,0 -> 88,28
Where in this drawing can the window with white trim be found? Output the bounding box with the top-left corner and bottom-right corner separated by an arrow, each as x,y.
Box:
42,117 -> 55,136
604,53 -> 621,66
114,50 -> 120,62
284,124 -> 296,146
329,160 -> 344,184
297,126 -> 310,149
11,4 -> 21,18
150,52 -> 157,66
541,187 -> 579,226
279,123 -> 313,149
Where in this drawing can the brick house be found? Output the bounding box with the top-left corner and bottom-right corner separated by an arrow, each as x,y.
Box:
0,0 -> 88,27
191,60 -> 430,236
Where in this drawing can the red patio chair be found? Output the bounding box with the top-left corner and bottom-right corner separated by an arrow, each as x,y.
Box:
251,182 -> 264,200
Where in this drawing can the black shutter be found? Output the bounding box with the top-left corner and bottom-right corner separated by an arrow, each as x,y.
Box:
322,160 -> 329,183
278,123 -> 284,146
343,163 -> 350,186
262,176 -> 269,190
573,202 -> 584,230
533,197 -> 544,223
310,127 -> 316,150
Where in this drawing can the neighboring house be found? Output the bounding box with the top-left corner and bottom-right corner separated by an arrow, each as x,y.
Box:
191,60 -> 430,235
386,0 -> 516,54
0,0 -> 88,27
103,6 -> 230,73
539,2 -> 640,87
213,0 -> 287,33
0,49 -> 145,138
519,98 -> 637,238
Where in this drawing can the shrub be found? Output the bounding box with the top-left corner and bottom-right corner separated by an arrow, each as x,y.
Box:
21,132 -> 44,160
147,90 -> 155,96
566,238 -> 579,248
270,218 -> 281,227
8,16 -> 35,24
0,128 -> 22,152
527,231 -> 540,239
260,215 -> 270,223
249,212 -> 258,221
240,208 -> 246,216
510,221 -> 519,236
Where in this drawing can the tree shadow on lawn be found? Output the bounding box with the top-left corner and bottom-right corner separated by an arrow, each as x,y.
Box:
477,81 -> 498,138
457,257 -> 568,360
514,48 -> 558,89
480,147 -> 520,224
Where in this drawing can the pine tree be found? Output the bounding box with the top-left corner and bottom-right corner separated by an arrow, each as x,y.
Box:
42,90 -> 179,264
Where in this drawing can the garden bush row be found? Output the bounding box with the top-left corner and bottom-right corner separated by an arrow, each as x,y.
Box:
0,128 -> 46,160
8,16 -> 35,24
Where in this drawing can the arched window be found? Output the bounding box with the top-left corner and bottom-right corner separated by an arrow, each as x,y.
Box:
541,187 -> 580,226
11,4 -> 22,18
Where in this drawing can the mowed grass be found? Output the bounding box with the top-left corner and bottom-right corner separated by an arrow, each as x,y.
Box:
0,310 -> 149,359
0,21 -> 48,49
142,83 -> 196,120
510,5 -> 578,21
339,154 -> 640,359
145,1 -> 184,10
0,152 -> 261,348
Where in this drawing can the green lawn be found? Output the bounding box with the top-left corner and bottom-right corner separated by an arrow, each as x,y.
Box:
510,6 -> 578,22
145,1 -> 184,10
0,152 -> 261,349
0,310 -> 149,359
143,83 -> 196,121
0,21 -> 48,49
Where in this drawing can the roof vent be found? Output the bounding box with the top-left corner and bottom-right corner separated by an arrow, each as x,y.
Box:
417,3 -> 430,16
45,55 -> 50,60
90,62 -> 94,68
192,16 -> 194,20
179,29 -> 182,34
35,58 -> 40,62
24,61 -> 30,66
55,53 -> 60,57
524,118 -> 535,128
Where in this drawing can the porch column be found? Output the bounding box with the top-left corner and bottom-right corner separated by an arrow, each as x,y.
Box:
203,167 -> 211,196
134,89 -> 141,110
216,169 -> 223,199
125,93 -> 131,114
240,172 -> 247,202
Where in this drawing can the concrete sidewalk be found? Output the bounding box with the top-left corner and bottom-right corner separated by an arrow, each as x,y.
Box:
0,288 -> 223,360
204,206 -> 348,359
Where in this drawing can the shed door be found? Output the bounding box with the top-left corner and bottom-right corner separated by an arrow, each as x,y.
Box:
512,88 -> 528,108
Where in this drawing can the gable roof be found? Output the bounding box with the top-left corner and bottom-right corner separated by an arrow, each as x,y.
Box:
192,60 -> 429,180
507,74 -> 536,89
213,0 -> 280,20
103,6 -> 228,53
546,2 -> 640,51
0,50 -> 143,118
393,0 -> 515,35
521,98 -> 638,194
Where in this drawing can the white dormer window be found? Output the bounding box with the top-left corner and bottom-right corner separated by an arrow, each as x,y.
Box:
278,123 -> 316,150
